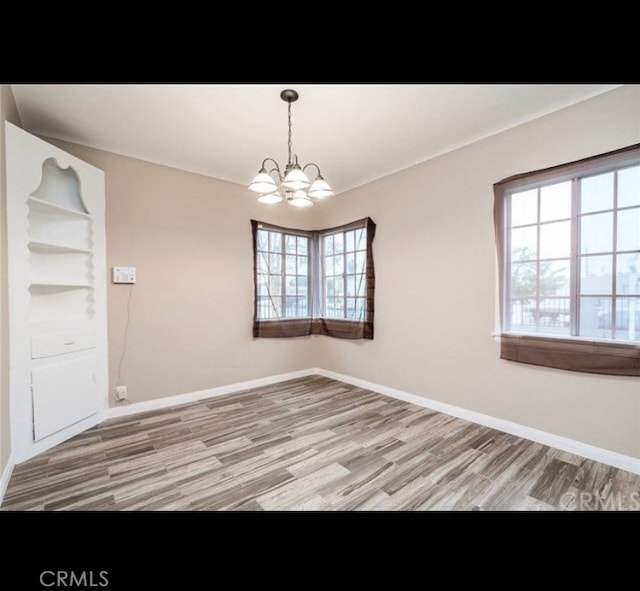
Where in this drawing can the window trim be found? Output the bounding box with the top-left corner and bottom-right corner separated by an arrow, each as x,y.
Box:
494,143 -> 640,376
251,217 -> 376,340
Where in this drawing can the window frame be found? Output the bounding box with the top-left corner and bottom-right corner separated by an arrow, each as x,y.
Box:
251,217 -> 376,340
494,143 -> 640,376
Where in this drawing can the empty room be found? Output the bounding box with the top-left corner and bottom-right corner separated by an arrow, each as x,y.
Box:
0,83 -> 638,512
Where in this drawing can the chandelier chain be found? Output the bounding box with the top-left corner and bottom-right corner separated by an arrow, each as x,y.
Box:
287,101 -> 293,165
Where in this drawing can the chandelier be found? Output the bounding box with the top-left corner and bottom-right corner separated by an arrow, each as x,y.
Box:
248,89 -> 333,208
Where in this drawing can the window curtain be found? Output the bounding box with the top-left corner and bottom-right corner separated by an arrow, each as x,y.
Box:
251,217 -> 376,340
493,143 -> 640,376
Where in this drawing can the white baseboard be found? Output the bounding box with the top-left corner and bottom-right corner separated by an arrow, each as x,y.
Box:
0,454 -> 16,508
106,368 -> 317,419
314,368 -> 640,476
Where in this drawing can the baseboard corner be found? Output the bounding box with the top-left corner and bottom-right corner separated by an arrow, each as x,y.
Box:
0,454 -> 16,507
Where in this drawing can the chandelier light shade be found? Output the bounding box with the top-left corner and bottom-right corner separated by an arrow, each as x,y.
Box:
248,89 -> 334,207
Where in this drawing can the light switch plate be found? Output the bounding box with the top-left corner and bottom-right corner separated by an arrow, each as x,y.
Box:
112,266 -> 136,284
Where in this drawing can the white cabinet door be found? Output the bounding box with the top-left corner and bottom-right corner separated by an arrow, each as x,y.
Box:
31,356 -> 98,441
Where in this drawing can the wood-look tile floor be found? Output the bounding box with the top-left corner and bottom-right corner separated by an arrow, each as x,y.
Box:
3,376 -> 639,511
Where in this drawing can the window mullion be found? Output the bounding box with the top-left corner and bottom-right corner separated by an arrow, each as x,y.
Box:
535,188 -> 541,334
570,178 -> 579,336
281,234 -> 287,318
504,193 -> 512,332
311,232 -> 321,319
611,171 -> 618,340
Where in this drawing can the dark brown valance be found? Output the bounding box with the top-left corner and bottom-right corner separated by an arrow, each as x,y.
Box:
499,334 -> 640,376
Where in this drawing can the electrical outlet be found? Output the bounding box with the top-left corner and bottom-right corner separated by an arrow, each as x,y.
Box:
115,386 -> 128,401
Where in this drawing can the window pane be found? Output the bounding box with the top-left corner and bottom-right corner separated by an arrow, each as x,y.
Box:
579,297 -> 612,339
355,251 -> 366,274
298,298 -> 308,317
345,231 -> 355,253
355,298 -> 366,318
355,274 -> 366,297
297,276 -> 307,294
297,256 -> 307,275
580,212 -> 613,254
346,275 -> 355,296
345,253 -> 355,274
581,172 -> 614,213
509,299 -> 536,332
614,298 -> 640,341
325,277 -> 335,297
536,298 -> 570,335
334,254 -> 344,275
335,277 -> 345,297
539,221 -> 570,259
355,228 -> 366,251
580,255 -> 612,295
334,232 -> 344,254
346,297 -> 355,319
511,189 -> 537,226
257,253 -> 268,274
540,181 -> 571,222
259,296 -> 282,318
285,235 -> 297,254
257,230 -> 269,251
297,236 -> 308,255
511,226 -> 537,260
617,207 -> 640,252
324,235 -> 334,256
286,255 -> 297,275
269,231 -> 282,252
618,166 -> 640,209
326,297 -> 343,318
324,256 -> 334,276
269,253 -> 282,274
269,275 -> 282,295
616,253 -> 640,295
286,276 -> 296,295
285,296 -> 297,318
257,276 -> 268,296
540,260 -> 570,296
510,262 -> 537,300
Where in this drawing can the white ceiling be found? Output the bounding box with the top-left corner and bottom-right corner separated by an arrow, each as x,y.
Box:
11,84 -> 620,194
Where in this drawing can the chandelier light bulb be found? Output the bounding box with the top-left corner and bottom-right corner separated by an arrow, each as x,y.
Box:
249,170 -> 278,194
283,166 -> 311,191
308,176 -> 334,199
257,191 -> 283,204
288,190 -> 313,208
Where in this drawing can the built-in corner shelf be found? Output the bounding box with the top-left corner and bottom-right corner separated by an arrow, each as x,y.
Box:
27,196 -> 91,219
28,240 -> 91,254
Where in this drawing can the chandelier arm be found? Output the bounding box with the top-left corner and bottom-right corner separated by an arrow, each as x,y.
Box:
261,157 -> 282,178
266,167 -> 283,183
302,163 -> 322,178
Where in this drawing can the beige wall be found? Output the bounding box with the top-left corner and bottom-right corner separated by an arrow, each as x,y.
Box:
1,86 -> 22,473
314,85 -> 640,459
40,139 -> 318,406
